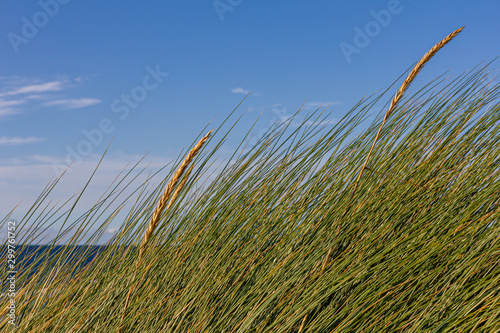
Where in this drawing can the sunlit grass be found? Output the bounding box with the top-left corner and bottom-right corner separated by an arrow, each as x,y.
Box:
1,31 -> 500,332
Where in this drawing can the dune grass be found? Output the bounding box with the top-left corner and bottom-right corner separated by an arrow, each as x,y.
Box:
1,28 -> 500,332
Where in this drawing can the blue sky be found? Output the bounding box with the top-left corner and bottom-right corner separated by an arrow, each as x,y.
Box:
1,0 -> 499,242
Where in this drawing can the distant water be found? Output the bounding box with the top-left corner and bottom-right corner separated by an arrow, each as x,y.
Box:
0,245 -> 112,325
0,245 -> 109,289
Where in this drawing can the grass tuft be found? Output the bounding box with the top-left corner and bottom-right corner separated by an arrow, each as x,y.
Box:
119,130 -> 212,332
2,27 -> 500,332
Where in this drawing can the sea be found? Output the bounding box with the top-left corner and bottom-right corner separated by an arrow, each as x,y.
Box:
0,245 -> 110,292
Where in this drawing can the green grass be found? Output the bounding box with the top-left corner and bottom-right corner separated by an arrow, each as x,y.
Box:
2,38 -> 500,332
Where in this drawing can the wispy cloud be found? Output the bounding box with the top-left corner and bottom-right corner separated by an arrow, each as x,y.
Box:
231,87 -> 251,95
28,154 -> 62,163
304,119 -> 337,126
25,94 -> 53,100
0,100 -> 25,108
284,118 -> 337,129
107,228 -> 119,234
0,76 -> 101,117
0,136 -> 45,146
0,80 -> 66,97
43,98 -> 102,110
0,108 -> 20,117
304,101 -> 342,109
0,99 -> 26,116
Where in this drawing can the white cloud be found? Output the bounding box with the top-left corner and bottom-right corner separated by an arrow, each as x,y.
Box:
231,87 -> 251,95
306,101 -> 342,107
304,101 -> 343,109
43,98 -> 102,110
0,76 -> 101,117
107,228 -> 119,234
0,100 -> 25,108
303,119 -> 337,126
0,81 -> 66,97
0,109 -> 17,117
25,94 -> 51,100
0,99 -> 26,116
28,154 -> 62,163
0,136 -> 45,146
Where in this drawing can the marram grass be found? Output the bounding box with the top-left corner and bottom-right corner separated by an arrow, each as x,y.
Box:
2,27 -> 500,332
119,130 -> 212,332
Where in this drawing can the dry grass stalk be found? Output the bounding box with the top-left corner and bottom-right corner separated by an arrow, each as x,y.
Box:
363,167 -> 435,192
348,26 -> 464,203
118,130 -> 212,333
168,164 -> 195,209
141,130 -> 212,256
298,314 -> 308,332
321,247 -> 333,273
304,27 -> 465,333
151,164 -> 196,251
